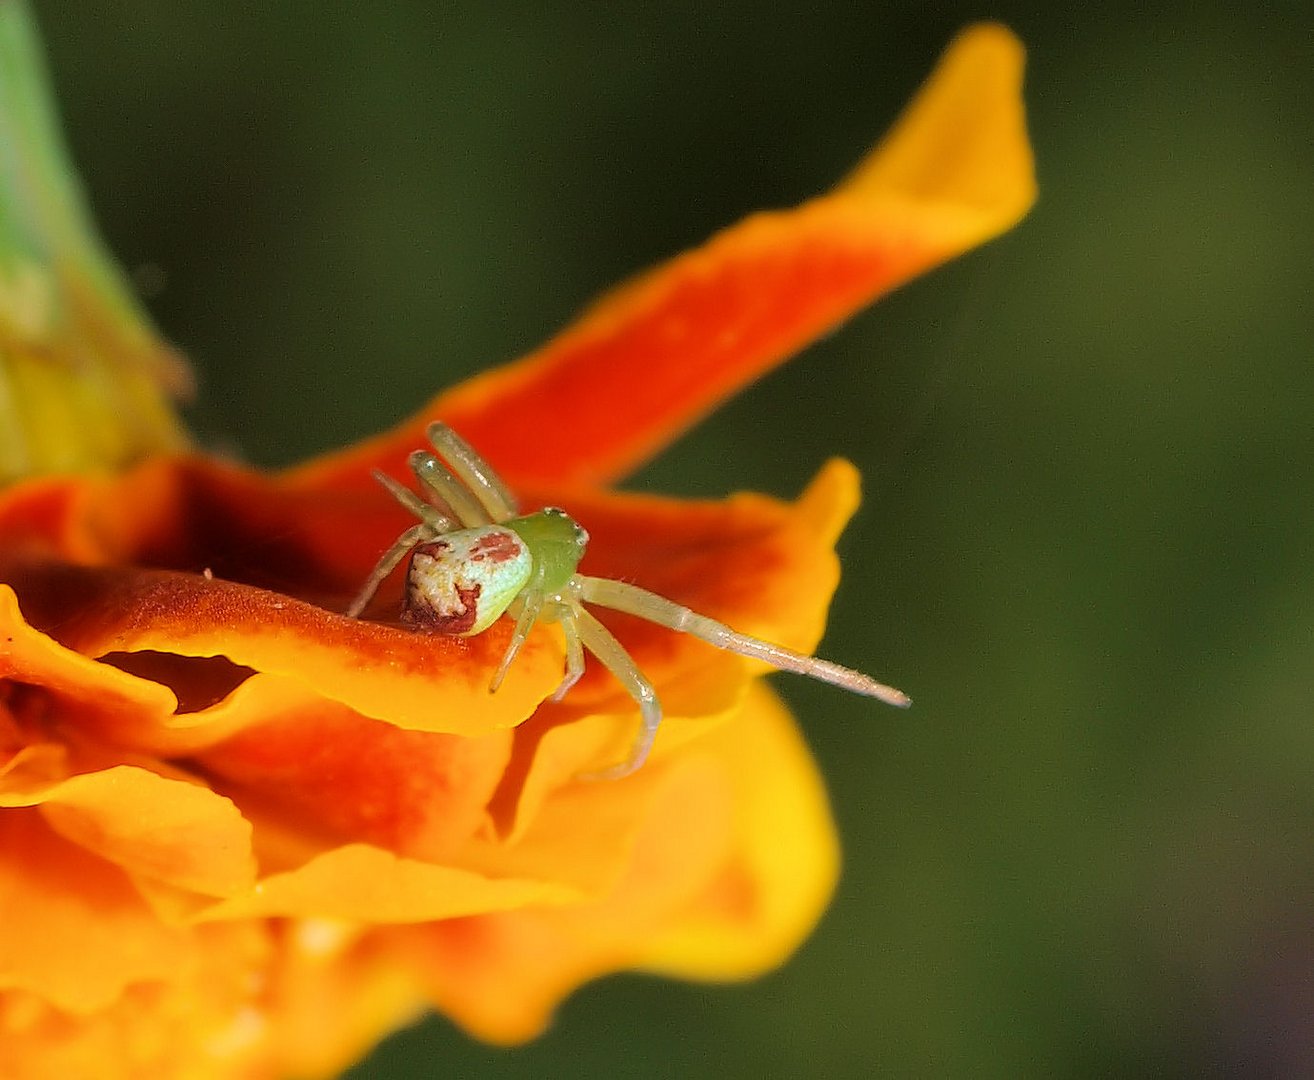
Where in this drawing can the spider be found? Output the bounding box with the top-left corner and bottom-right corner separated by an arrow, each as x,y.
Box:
346,422 -> 910,779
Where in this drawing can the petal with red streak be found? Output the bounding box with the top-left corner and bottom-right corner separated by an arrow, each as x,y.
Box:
1,557 -> 561,738
198,703 -> 511,863
287,24 -> 1033,493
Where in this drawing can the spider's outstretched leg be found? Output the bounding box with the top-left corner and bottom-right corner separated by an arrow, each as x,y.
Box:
577,575 -> 911,707
346,522 -> 438,618
574,607 -> 661,780
425,422 -> 520,523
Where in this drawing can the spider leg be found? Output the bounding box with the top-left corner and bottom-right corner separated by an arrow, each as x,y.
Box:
409,450 -> 492,528
577,575 -> 911,707
346,522 -> 437,618
426,422 -> 520,523
551,605 -> 586,702
574,607 -> 660,781
488,577 -> 546,694
371,468 -> 456,533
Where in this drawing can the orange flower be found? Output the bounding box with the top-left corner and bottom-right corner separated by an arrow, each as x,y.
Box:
0,22 -> 1034,1080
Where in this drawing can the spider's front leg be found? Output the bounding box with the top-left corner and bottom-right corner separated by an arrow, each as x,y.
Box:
346,522 -> 439,618
345,465 -> 459,619
424,422 -> 520,522
409,451 -> 492,529
407,422 -> 521,528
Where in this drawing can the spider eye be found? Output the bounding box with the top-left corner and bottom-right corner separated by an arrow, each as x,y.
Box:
540,506 -> 588,545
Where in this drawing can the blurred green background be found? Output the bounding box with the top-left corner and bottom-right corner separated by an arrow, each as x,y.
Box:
33,2 -> 1314,1076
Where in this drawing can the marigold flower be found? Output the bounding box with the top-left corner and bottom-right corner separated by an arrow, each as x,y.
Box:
0,15 -> 1034,1080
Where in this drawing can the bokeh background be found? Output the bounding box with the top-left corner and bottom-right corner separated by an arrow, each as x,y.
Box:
33,3 -> 1314,1076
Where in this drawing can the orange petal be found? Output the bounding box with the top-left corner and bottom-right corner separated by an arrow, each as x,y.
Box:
288,23 -> 1034,493
1,922 -> 279,1079
483,672 -> 747,844
0,456 -> 442,597
457,742 -> 733,899
198,703 -> 512,863
1,556 -> 561,739
0,762 -> 255,899
0,584 -> 180,740
259,922 -> 427,1079
397,772 -> 734,1044
0,812 -> 195,1012
380,683 -> 831,1043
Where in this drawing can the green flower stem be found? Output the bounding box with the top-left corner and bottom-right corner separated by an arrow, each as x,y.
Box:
0,0 -> 192,483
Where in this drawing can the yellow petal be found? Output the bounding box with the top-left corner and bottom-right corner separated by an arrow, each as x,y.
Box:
0,813 -> 195,1012
836,23 -> 1036,246
635,683 -> 840,979
200,844 -> 579,923
0,764 -> 255,899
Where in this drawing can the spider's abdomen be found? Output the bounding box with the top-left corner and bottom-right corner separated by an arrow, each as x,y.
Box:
403,526 -> 533,636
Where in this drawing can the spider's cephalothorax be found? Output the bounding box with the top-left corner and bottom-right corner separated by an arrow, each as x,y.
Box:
348,422 -> 909,779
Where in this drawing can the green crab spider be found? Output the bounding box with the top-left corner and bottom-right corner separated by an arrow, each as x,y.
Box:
347,422 -> 910,780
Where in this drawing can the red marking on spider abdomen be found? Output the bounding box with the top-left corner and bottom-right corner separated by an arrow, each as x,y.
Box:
468,531 -> 522,564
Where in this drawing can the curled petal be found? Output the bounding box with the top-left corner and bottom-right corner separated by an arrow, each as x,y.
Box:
0,584 -> 180,737
1,557 -> 562,739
